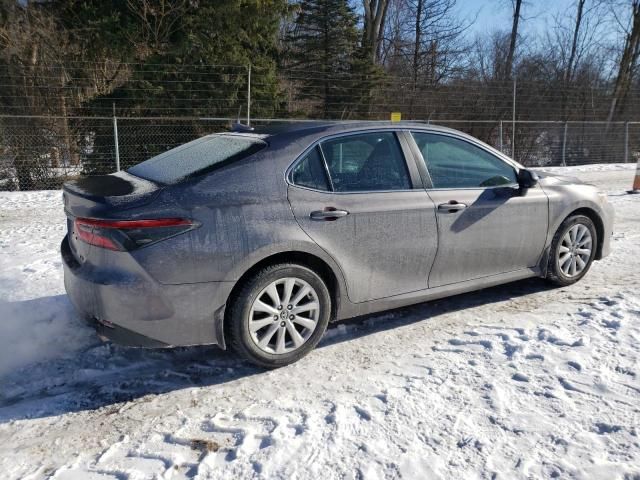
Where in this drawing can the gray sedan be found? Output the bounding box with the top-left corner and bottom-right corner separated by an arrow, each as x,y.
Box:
61,122 -> 614,367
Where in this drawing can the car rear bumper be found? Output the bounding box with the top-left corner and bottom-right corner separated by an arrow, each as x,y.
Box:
61,235 -> 234,348
85,316 -> 170,347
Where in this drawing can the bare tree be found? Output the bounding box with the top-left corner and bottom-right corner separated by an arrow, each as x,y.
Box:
126,0 -> 189,55
551,0 -> 607,84
607,0 -> 640,122
408,0 -> 467,87
378,0 -> 405,66
379,0 -> 467,84
542,1 -> 609,119
362,0 -> 391,63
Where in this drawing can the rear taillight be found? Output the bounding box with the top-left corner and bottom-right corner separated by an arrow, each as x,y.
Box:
74,217 -> 198,251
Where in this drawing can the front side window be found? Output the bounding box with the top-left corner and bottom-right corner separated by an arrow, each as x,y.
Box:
412,132 -> 517,189
319,132 -> 411,192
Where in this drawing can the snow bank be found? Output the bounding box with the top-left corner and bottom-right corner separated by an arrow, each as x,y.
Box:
0,297 -> 94,378
0,190 -> 95,380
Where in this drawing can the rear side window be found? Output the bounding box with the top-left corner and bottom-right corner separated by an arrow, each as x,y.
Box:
412,132 -> 516,189
128,134 -> 266,184
291,146 -> 330,191
320,132 -> 410,192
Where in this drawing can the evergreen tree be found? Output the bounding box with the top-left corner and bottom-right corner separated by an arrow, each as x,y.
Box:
102,0 -> 289,119
79,0 -> 290,172
285,0 -> 360,119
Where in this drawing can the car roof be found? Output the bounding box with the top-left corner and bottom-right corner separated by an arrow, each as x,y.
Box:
222,120 -> 522,170
230,121 -> 464,139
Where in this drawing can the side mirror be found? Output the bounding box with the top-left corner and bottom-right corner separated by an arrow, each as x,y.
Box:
517,169 -> 539,189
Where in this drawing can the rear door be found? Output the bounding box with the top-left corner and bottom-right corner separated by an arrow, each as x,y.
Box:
287,130 -> 438,303
409,131 -> 549,288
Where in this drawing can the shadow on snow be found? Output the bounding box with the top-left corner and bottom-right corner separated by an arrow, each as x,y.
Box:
0,278 -> 554,422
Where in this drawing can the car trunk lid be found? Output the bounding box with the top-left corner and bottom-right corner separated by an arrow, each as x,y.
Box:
63,172 -> 161,261
63,171 -> 160,218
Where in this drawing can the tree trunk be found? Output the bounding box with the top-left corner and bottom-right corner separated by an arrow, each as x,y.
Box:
564,0 -> 585,84
504,0 -> 522,79
429,40 -> 438,85
412,0 -> 424,90
561,0 -> 585,119
607,0 -> 640,124
375,1 -> 389,62
323,7 -> 330,118
362,0 -> 390,63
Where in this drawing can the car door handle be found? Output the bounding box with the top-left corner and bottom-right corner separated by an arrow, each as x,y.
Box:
438,201 -> 467,213
310,208 -> 349,221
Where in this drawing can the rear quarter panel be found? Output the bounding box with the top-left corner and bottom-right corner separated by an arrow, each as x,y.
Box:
130,141 -> 347,297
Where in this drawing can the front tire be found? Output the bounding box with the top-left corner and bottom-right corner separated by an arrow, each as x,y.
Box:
546,214 -> 598,286
227,263 -> 331,368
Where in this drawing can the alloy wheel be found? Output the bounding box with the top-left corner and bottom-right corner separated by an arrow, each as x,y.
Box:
557,223 -> 593,277
248,277 -> 320,354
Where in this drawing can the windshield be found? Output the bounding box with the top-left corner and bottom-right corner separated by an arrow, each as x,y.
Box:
128,134 -> 267,184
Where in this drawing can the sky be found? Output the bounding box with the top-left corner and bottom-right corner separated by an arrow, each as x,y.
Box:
454,0 -> 622,41
458,0 -> 578,36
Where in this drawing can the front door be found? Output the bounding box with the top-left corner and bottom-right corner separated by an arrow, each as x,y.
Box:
287,131 -> 438,303
409,131 -> 549,288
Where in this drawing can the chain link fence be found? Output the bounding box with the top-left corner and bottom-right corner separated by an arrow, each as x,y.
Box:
432,120 -> 635,166
0,114 -> 638,191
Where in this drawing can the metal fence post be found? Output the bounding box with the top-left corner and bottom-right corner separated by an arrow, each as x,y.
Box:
512,78 -> 516,158
625,122 -> 629,163
562,122 -> 568,167
247,64 -> 251,126
112,103 -> 121,172
499,120 -> 503,151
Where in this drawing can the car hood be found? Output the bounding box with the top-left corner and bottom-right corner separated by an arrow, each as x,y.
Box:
534,170 -> 587,187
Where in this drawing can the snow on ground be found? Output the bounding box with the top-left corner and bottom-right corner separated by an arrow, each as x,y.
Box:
0,164 -> 639,479
536,162 -> 638,173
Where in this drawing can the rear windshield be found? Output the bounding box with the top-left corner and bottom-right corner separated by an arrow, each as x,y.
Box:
128,134 -> 266,184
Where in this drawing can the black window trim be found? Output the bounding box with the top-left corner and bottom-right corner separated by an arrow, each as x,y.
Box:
286,129 -> 423,194
406,130 -> 521,191
316,144 -> 335,192
398,130 -> 433,189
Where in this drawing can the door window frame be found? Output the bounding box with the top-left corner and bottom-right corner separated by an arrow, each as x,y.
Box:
405,130 -> 522,191
286,129 -> 424,194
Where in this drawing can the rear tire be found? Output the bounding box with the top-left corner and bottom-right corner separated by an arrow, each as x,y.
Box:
546,214 -> 597,286
227,263 -> 331,368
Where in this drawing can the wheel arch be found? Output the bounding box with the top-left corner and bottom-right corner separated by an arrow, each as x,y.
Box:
221,250 -> 343,346
564,207 -> 605,259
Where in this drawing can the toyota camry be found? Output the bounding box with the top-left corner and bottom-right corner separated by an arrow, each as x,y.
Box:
61,122 -> 614,367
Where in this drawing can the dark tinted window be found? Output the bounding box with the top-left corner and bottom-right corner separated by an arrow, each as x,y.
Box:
412,132 -> 517,189
320,132 -> 410,192
128,134 -> 266,184
291,146 -> 330,191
